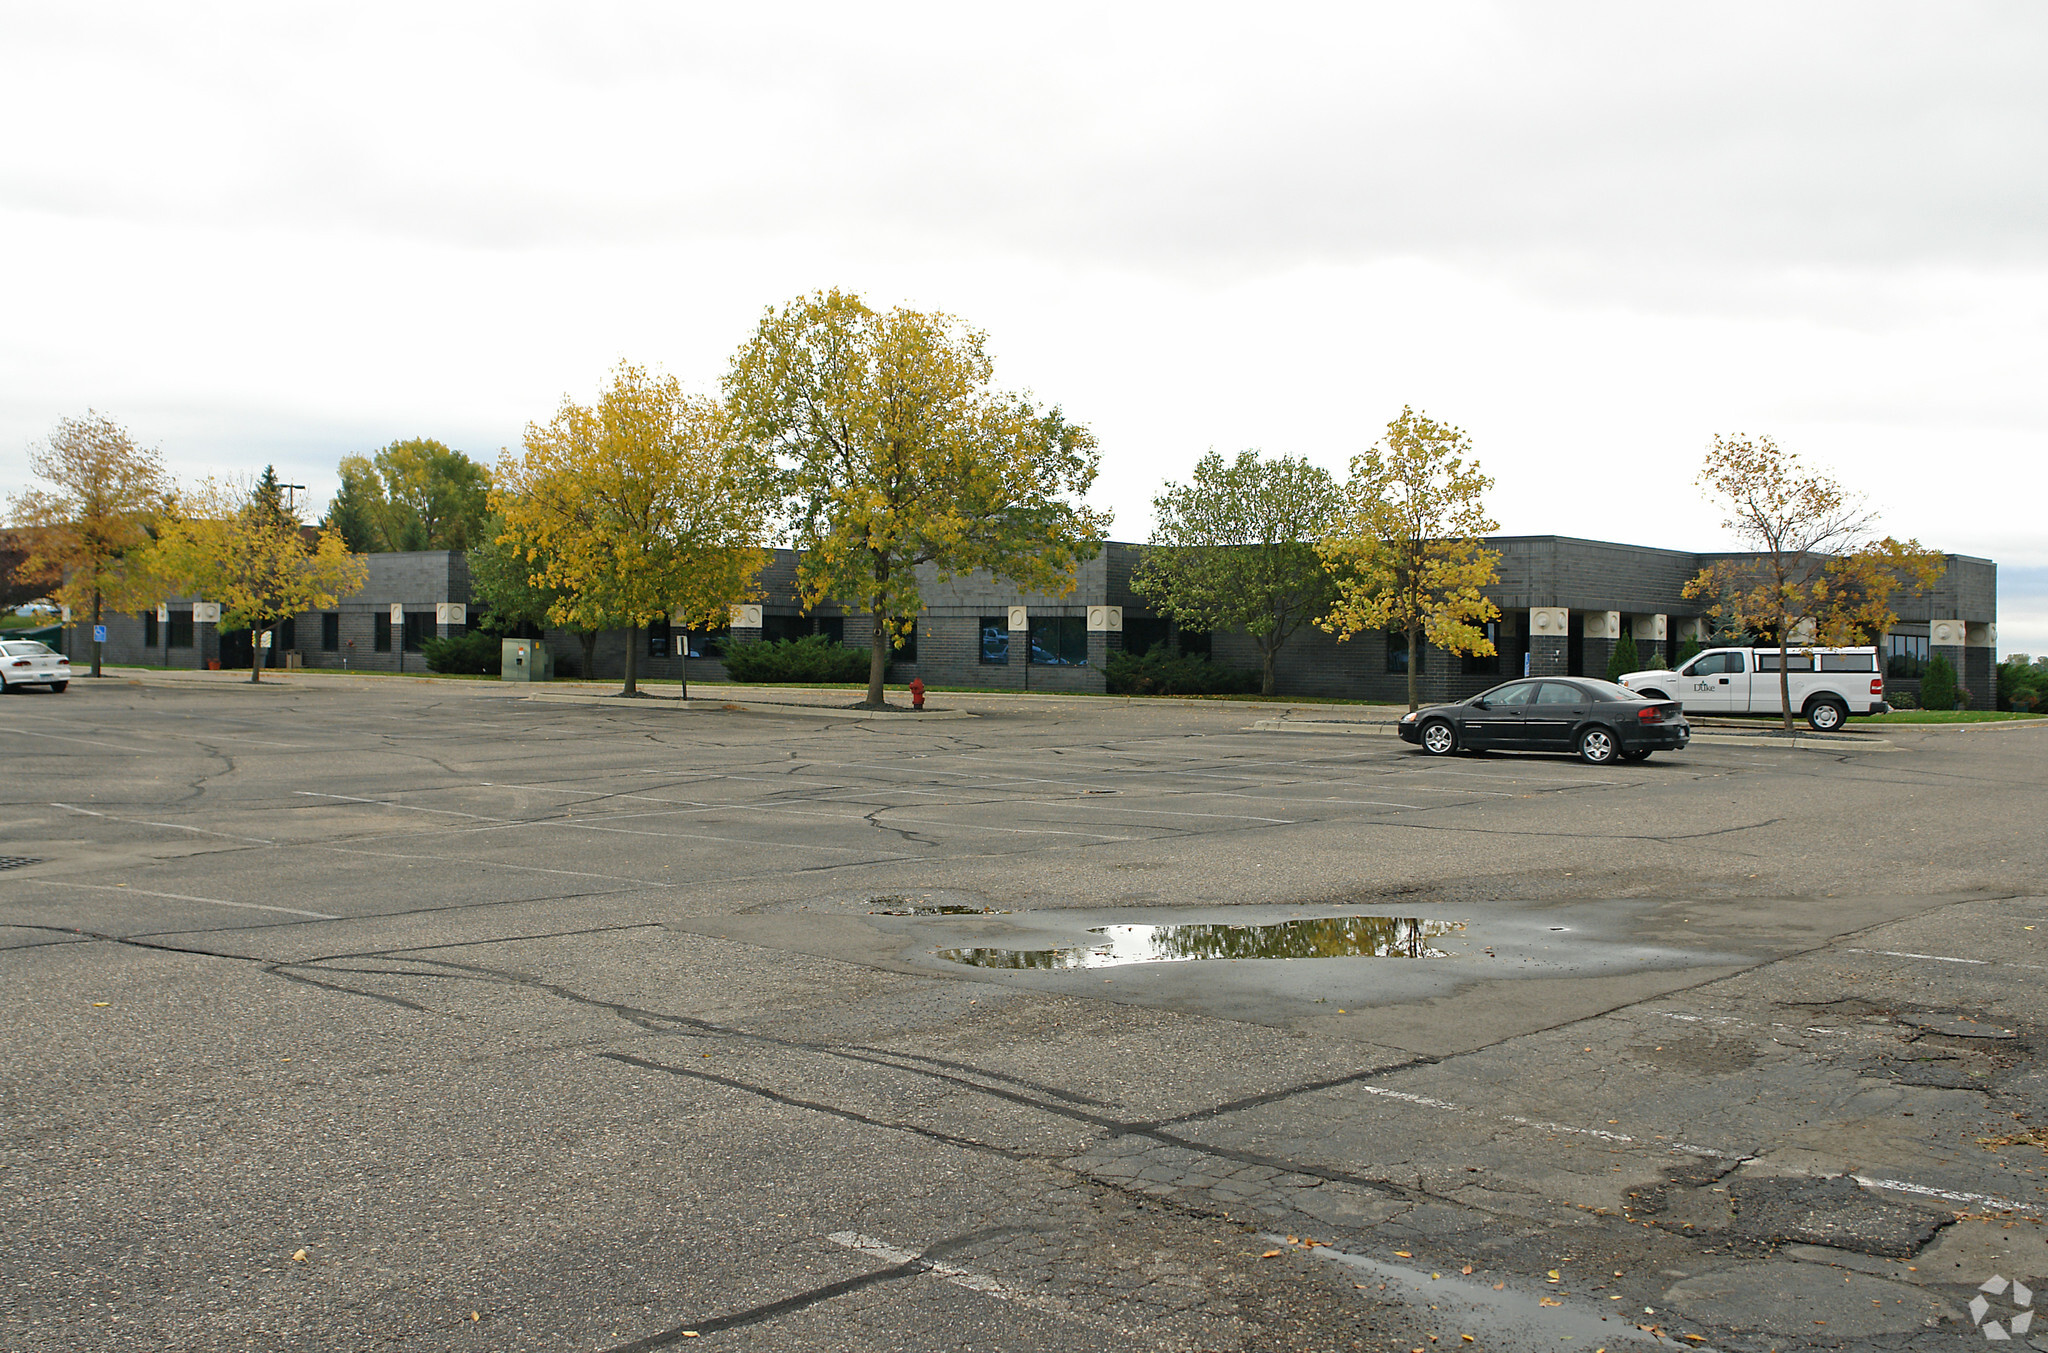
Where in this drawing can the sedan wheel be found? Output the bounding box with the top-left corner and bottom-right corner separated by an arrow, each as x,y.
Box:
1577,726 -> 1617,764
1420,720 -> 1456,756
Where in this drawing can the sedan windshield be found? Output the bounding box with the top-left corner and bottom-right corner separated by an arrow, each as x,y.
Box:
0,641 -> 54,657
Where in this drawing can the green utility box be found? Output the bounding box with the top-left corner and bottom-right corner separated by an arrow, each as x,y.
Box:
501,638 -> 553,681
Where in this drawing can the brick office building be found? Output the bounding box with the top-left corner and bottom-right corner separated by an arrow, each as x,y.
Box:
75,535 -> 1998,707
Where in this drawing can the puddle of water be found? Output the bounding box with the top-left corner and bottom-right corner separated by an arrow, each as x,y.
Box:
870,904 -> 1011,917
937,915 -> 1458,971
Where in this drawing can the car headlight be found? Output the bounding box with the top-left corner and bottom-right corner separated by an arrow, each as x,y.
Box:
1400,711 -> 1418,723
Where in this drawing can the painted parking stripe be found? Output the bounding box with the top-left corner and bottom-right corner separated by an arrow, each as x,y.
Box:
30,880 -> 338,920
824,1231 -> 1113,1326
1345,1085 -> 2039,1212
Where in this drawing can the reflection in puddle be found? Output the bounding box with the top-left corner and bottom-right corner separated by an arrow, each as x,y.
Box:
937,915 -> 1458,970
870,903 -> 1011,917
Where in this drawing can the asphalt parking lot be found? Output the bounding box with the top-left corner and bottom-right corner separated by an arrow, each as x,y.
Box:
3,673 -> 2045,1351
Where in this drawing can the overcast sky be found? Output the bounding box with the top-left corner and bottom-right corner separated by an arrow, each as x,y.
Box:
4,3 -> 2044,649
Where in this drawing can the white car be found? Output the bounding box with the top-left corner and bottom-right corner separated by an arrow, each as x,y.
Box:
1619,646 -> 1886,732
0,639 -> 71,693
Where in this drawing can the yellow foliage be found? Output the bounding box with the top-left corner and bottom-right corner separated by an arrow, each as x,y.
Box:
1318,408 -> 1501,709
147,478 -> 367,679
725,288 -> 1108,703
490,363 -> 777,689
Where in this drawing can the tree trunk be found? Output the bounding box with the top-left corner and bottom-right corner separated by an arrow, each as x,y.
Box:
1260,641 -> 1277,697
1778,634 -> 1793,732
677,652 -> 687,702
91,588 -> 103,678
251,626 -> 264,683
623,625 -> 639,696
866,607 -> 889,708
1407,624 -> 1421,711
578,630 -> 597,682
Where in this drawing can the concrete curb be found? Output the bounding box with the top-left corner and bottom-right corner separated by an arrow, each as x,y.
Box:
524,691 -> 976,721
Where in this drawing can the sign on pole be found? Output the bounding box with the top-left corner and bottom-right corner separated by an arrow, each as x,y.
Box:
93,625 -> 107,643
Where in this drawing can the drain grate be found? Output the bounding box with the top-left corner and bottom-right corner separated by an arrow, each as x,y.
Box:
0,857 -> 43,871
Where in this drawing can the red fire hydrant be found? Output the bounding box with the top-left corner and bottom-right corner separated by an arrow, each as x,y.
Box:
909,677 -> 925,711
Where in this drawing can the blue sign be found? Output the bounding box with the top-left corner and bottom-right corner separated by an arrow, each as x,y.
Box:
93,624 -> 107,643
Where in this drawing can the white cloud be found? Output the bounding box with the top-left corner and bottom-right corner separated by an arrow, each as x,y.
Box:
3,1 -> 2043,621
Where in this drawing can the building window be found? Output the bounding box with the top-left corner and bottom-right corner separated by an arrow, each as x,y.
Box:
1122,616 -> 1170,657
648,619 -> 671,658
1176,627 -> 1211,658
1463,621 -> 1500,675
403,613 -> 432,652
375,617 -> 392,653
1887,633 -> 1927,679
321,613 -> 340,651
144,613 -> 158,646
763,614 -> 810,644
891,621 -> 918,665
817,616 -> 844,645
1387,631 -> 1420,675
683,628 -> 728,659
1029,615 -> 1087,666
167,610 -> 194,649
979,617 -> 1010,665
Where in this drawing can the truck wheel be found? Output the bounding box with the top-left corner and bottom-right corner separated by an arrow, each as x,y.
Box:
1577,727 -> 1618,764
1806,699 -> 1847,732
1420,720 -> 1457,756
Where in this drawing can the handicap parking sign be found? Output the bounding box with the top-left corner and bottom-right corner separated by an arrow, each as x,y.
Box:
94,624 -> 107,642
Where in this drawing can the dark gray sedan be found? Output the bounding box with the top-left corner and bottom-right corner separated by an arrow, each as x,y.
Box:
1395,677 -> 1689,764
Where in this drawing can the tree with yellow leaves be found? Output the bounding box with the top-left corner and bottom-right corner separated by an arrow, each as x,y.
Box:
492,362 -> 778,697
6,412 -> 170,678
725,289 -> 1110,708
149,468 -> 367,683
1683,434 -> 1944,730
1318,408 -> 1501,711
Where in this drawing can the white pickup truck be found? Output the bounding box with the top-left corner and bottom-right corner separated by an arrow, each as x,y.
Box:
1618,646 -> 1887,731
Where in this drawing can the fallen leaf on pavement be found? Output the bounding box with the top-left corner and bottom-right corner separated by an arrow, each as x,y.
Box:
1260,1250 -> 1282,1259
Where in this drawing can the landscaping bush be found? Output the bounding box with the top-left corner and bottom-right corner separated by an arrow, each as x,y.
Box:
1919,652 -> 1959,711
1105,648 -> 1262,696
720,634 -> 871,683
1887,690 -> 1918,710
1606,632 -> 1641,681
422,629 -> 503,675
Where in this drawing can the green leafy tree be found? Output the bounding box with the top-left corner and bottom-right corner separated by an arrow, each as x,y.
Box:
1131,449 -> 1342,696
1675,634 -> 1704,667
1606,631 -> 1642,682
1317,408 -> 1501,711
149,469 -> 368,683
6,412 -> 170,678
324,439 -> 492,552
1682,434 -> 1945,730
725,288 -> 1110,708
493,362 -> 777,696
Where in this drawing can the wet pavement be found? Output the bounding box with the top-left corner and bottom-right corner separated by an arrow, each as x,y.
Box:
2,675 -> 2046,1351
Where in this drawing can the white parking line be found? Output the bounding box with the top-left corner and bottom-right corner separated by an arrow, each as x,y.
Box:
52,802 -> 274,845
824,1231 -> 1112,1326
1846,947 -> 2048,972
29,880 -> 338,920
